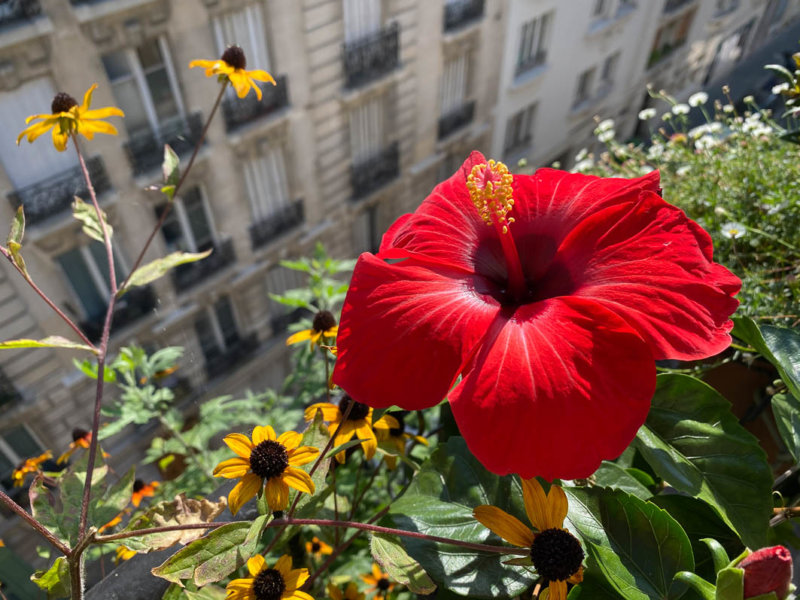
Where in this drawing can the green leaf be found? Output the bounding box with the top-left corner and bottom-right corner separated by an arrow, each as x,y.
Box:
0,336 -> 94,353
593,461 -> 653,500
732,317 -> 800,400
568,568 -> 629,599
7,239 -> 28,278
152,514 -> 267,586
8,205 -> 24,246
371,534 -> 437,595
326,438 -> 368,459
91,466 -> 135,530
700,538 -> 730,576
389,437 -> 536,599
764,64 -> 795,84
771,393 -> 800,462
672,572 -> 716,600
123,250 -> 212,290
73,358 -> 116,382
565,487 -> 694,600
60,448 -> 109,543
293,411 -> 330,518
72,196 -> 112,242
715,567 -> 743,600
29,476 -> 70,547
634,374 -> 772,549
31,556 -> 70,599
163,145 -> 180,189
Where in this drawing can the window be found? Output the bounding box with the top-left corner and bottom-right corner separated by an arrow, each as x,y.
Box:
266,265 -> 306,332
57,243 -> 125,323
212,4 -> 271,95
102,38 -> 184,137
599,52 -> 620,93
592,0 -> 609,17
516,12 -> 551,76
503,102 -> 536,155
573,67 -> 596,107
243,142 -> 292,223
194,296 -> 241,362
159,187 -> 217,253
440,52 -> 470,115
350,95 -> 386,165
343,0 -> 382,43
354,205 -> 380,254
0,425 -> 45,493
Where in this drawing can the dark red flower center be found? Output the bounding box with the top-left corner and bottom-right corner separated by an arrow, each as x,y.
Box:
71,428 -> 89,442
377,578 -> 391,591
529,528 -> 584,582
338,396 -> 370,421
249,440 -> 289,479
311,541 -> 321,553
51,93 -> 78,113
221,45 -> 246,70
132,479 -> 146,493
388,411 -> 407,437
313,310 -> 337,333
252,568 -> 285,600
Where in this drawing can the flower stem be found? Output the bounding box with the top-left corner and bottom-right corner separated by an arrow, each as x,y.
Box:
0,489 -> 71,555
119,82 -> 228,292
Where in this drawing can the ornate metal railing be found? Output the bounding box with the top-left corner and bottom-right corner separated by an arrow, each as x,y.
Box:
172,238 -> 235,292
438,101 -> 475,140
343,23 -> 400,89
124,112 -> 204,176
222,74 -> 289,132
249,199 -> 304,250
351,142 -> 400,200
0,0 -> 41,28
205,332 -> 258,379
443,0 -> 484,32
270,307 -> 311,335
7,157 -> 111,225
80,285 -> 157,343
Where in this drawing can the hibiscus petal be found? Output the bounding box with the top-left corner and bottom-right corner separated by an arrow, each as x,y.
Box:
556,191 -> 740,360
449,296 -> 655,480
332,252 -> 500,411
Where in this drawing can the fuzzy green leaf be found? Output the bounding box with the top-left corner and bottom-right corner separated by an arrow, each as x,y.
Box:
371,534 -> 437,595
72,196 -> 112,242
8,205 -> 24,246
123,249 -> 212,291
715,567 -> 744,600
0,336 -> 94,353
31,556 -> 70,599
162,145 -> 180,192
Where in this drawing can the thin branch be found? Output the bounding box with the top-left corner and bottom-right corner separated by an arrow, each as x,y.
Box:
0,489 -> 71,555
94,521 -> 234,544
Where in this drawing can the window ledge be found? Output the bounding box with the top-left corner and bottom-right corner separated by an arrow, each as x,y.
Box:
511,63 -> 548,90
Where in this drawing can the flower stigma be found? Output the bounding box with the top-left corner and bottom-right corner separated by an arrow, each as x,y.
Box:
529,528 -> 584,583
339,395 -> 370,421
51,93 -> 78,114
466,160 -> 515,234
252,568 -> 286,600
249,440 -> 289,479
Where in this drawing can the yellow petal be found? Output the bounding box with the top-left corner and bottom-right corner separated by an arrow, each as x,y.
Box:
283,566 -> 309,591
273,554 -> 293,578
372,564 -> 382,580
265,477 -> 289,511
17,119 -> 55,145
473,505 -> 535,548
333,420 -> 357,447
355,422 -> 377,459
288,445 -> 319,467
223,433 -> 255,459
304,403 -> 341,422
189,59 -> 217,69
249,77 -> 263,101
78,119 -> 118,137
283,467 -> 315,495
286,329 -> 313,345
228,472 -> 261,515
228,71 -> 252,98
213,457 -> 250,478
52,127 -> 68,152
545,485 -> 568,530
247,554 -> 266,576
548,580 -> 568,600
252,425 -> 276,444
277,430 -> 302,451
412,434 -> 429,446
82,106 -> 124,119
323,325 -> 339,337
373,415 -> 399,431
81,84 -> 98,111
247,69 -> 276,85
287,591 -> 314,600
568,565 -> 584,584
521,477 -> 550,532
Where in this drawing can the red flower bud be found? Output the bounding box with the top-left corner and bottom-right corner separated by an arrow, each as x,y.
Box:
740,545 -> 793,599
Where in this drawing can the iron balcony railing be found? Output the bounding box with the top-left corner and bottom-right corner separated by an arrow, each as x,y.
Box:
222,74 -> 289,132
443,0 -> 485,32
438,101 -> 475,140
124,112 -> 204,176
80,285 -> 157,343
172,238 -> 235,292
205,332 -> 258,379
343,23 -> 400,89
7,156 -> 111,225
0,0 -> 41,29
249,199 -> 304,250
351,142 -> 400,200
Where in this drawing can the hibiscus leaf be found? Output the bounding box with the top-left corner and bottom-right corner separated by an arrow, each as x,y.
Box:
733,317 -> 800,400
634,374 -> 772,549
593,461 -> 653,500
565,487 -> 693,600
771,393 -> 800,463
388,437 -> 536,599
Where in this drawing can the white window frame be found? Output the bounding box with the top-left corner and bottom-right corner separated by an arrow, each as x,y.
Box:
243,141 -> 292,223
164,187 -> 219,253
440,51 -> 470,115
516,12 -> 551,76
58,245 -> 128,320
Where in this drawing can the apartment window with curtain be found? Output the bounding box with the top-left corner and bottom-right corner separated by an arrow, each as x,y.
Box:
441,52 -> 469,116
503,102 -> 536,156
516,12 -> 552,76
159,187 -> 217,253
343,0 -> 382,43
350,95 -> 386,165
573,67 -> 596,107
354,205 -> 380,254
243,142 -> 291,223
598,51 -> 620,94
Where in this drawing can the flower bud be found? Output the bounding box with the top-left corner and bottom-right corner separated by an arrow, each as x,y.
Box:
740,545 -> 792,599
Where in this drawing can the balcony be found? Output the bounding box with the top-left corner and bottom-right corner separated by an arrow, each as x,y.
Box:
438,101 -> 475,140
270,307 -> 311,335
222,74 -> 289,133
0,0 -> 41,29
124,112 -> 204,176
205,332 -> 258,379
443,0 -> 484,32
80,285 -> 157,343
7,157 -> 111,225
172,238 -> 235,292
249,199 -> 304,250
343,23 -> 400,89
351,142 -> 400,200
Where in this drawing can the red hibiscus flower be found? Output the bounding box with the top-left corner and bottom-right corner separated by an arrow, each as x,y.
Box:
332,152 -> 740,480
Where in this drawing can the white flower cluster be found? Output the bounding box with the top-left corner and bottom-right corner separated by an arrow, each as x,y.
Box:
688,92 -> 708,107
638,107 -> 657,120
671,103 -> 690,116
740,112 -> 772,137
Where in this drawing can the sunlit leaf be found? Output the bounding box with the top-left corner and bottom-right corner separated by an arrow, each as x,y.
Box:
31,556 -> 70,599
371,533 -> 436,595
72,196 -> 112,242
162,144 -> 180,198
732,317 -> 800,400
0,336 -> 94,353
8,205 -> 24,246
122,249 -> 212,291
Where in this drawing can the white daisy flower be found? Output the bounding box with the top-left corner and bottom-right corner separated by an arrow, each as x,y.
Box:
672,103 -> 690,115
772,82 -> 790,95
638,107 -> 657,120
688,92 -> 708,107
721,222 -> 746,239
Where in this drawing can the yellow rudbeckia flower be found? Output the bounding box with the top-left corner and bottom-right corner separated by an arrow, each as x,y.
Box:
473,479 -> 584,600
213,426 -> 319,515
16,84 -> 124,152
304,397 -> 398,463
327,582 -> 364,600
226,554 -> 313,600
189,45 -> 276,100
114,545 -> 136,564
374,411 -> 428,470
305,535 -> 333,558
286,310 -> 339,349
11,451 -> 52,487
361,564 -> 394,600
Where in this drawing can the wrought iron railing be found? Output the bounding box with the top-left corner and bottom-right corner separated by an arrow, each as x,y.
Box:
343,23 -> 400,89
222,74 -> 289,132
249,199 -> 304,250
172,238 -> 235,292
124,112 -> 204,176
443,0 -> 484,32
7,157 -> 111,225
438,101 -> 475,140
351,142 -> 400,200
0,0 -> 41,28
204,332 -> 258,379
270,307 -> 311,335
80,285 -> 157,343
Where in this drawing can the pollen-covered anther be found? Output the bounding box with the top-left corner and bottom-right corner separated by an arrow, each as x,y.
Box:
466,160 -> 515,233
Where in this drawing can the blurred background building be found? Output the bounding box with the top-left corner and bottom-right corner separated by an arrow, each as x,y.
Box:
0,0 -> 797,571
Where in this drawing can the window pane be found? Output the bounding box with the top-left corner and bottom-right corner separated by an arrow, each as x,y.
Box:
112,79 -> 150,134
146,68 -> 180,123
57,248 -> 106,320
88,242 -> 124,286
158,205 -> 187,252
102,51 -> 132,81
3,426 -> 41,458
215,297 -> 240,347
195,314 -> 221,361
184,190 -> 214,251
